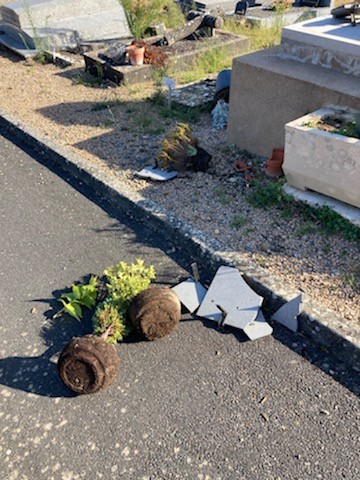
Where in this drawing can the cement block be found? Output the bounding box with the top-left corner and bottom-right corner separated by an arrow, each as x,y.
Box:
227,47 -> 360,157
284,106 -> 360,209
197,266 -> 263,329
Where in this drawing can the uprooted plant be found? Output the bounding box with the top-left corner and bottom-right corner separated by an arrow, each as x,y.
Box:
56,259 -> 157,394
156,123 -> 211,172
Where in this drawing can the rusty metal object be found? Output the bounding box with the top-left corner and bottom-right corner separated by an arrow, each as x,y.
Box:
128,287 -> 181,341
58,334 -> 119,394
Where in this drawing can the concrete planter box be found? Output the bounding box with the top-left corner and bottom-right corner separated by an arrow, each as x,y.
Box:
284,106 -> 360,209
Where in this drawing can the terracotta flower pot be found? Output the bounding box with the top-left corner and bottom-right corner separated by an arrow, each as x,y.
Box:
265,148 -> 284,178
126,44 -> 145,66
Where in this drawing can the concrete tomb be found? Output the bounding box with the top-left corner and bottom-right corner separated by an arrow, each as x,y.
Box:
227,13 -> 360,157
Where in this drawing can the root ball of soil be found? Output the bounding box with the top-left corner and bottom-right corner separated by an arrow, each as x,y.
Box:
128,286 -> 181,340
58,334 -> 119,394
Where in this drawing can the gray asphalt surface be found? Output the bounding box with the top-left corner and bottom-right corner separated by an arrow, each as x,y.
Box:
0,133 -> 359,480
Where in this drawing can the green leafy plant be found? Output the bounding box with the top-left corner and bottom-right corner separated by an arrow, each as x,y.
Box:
93,299 -> 130,343
104,259 -> 156,309
248,179 -> 360,243
120,0 -> 184,40
21,0 -> 52,64
54,276 -> 98,321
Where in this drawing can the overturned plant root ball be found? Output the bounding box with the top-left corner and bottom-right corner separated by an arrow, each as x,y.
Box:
128,287 -> 181,341
58,334 -> 119,394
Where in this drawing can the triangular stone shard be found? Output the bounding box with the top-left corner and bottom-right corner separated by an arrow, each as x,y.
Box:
243,309 -> 273,341
271,294 -> 302,332
197,266 -> 263,329
172,279 -> 207,314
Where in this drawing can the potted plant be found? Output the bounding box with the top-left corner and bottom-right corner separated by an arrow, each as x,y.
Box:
284,106 -> 360,208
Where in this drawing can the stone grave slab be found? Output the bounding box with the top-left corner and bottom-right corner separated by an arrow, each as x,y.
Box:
271,295 -> 302,332
243,309 -> 273,340
172,279 -> 207,313
0,0 -> 131,54
197,266 -> 263,329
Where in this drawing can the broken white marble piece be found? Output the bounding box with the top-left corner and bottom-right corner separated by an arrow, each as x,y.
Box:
135,166 -> 177,181
243,309 -> 273,341
271,294 -> 302,332
172,279 -> 207,314
197,266 -> 263,329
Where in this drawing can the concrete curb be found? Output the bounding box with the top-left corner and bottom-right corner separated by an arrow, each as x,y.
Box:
1,109 -> 359,371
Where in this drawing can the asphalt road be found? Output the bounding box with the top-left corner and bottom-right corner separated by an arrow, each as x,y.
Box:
0,134 -> 359,480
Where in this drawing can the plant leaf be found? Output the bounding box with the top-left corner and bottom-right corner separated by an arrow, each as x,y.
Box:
60,299 -> 82,321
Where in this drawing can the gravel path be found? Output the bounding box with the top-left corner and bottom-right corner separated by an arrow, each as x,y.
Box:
0,51 -> 359,325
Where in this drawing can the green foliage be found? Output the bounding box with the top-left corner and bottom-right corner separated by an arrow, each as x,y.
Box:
230,215 -> 249,229
248,179 -> 360,243
21,0 -> 52,64
224,19 -> 282,52
215,188 -> 231,206
173,47 -> 232,84
55,276 -> 98,321
104,259 -> 156,309
93,299 -> 130,343
120,0 -> 185,40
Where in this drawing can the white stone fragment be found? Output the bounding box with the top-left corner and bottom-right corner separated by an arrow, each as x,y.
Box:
271,294 -> 302,332
172,279 -> 207,313
135,166 -> 177,181
197,266 -> 263,329
243,309 -> 273,341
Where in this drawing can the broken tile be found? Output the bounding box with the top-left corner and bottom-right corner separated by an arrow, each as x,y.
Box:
271,294 -> 302,332
243,309 -> 273,341
172,279 -> 207,314
135,166 -> 177,181
197,266 -> 263,329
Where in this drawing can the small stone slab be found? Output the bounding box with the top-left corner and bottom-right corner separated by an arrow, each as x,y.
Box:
172,279 -> 207,313
197,266 -> 263,329
135,166 -> 177,181
271,294 -> 302,332
243,309 -> 273,341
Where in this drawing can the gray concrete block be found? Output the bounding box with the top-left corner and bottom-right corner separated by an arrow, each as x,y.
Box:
271,295 -> 302,332
243,309 -> 273,341
197,266 -> 263,329
172,279 -> 207,313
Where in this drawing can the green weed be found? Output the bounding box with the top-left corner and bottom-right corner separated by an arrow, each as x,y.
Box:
215,188 -> 231,206
248,179 -> 360,243
230,215 -> 249,229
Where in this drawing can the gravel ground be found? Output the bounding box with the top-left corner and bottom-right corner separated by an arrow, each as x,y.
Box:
0,50 -> 359,325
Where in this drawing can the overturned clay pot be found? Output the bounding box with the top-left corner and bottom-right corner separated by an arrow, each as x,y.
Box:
128,286 -> 181,341
58,334 -> 119,394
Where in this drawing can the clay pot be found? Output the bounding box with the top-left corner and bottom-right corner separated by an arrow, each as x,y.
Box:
128,286 -> 181,341
58,334 -> 119,394
265,148 -> 284,178
126,44 -> 145,66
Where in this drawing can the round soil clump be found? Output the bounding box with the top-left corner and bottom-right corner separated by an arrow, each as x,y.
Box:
128,286 -> 181,341
58,334 -> 119,394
